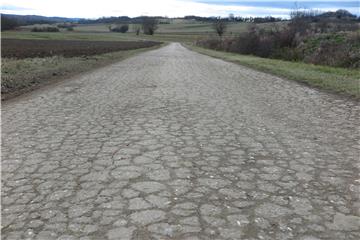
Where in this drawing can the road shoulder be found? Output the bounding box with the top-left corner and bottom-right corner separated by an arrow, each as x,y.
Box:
183,43 -> 360,100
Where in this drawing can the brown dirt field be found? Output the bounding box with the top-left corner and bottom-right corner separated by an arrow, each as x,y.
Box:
1,39 -> 162,58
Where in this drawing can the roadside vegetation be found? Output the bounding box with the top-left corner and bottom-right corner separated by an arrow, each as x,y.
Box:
187,45 -> 360,98
190,9 -> 359,98
1,36 -> 162,100
196,9 -> 360,68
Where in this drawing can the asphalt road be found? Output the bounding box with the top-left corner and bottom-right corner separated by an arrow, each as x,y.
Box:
2,43 -> 359,240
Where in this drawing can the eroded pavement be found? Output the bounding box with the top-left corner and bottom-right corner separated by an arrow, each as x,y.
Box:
1,43 -> 359,239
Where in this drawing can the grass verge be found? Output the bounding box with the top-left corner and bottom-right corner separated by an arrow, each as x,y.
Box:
2,43 -> 165,100
186,44 -> 360,99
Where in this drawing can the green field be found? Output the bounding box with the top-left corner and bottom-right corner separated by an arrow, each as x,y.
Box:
187,44 -> 360,99
2,31 -> 141,41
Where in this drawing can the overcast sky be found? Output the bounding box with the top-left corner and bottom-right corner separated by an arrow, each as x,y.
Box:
1,0 -> 359,18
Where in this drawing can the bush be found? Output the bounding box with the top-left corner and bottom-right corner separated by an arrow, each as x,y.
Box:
31,26 -> 60,32
228,26 -> 261,55
141,17 -> 158,35
302,33 -> 360,68
110,24 -> 129,33
305,42 -> 348,67
272,47 -> 303,61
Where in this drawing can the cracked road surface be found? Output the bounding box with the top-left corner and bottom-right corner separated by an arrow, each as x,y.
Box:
1,43 -> 360,240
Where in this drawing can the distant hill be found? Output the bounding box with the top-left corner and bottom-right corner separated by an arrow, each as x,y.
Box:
1,13 -> 82,25
78,16 -> 169,24
78,16 -> 132,24
318,9 -> 358,20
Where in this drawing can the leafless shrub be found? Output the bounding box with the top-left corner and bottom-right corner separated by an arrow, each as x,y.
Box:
212,19 -> 227,37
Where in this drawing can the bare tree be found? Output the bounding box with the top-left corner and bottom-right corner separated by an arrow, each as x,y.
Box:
212,19 -> 227,37
289,8 -> 314,36
133,25 -> 141,35
141,17 -> 158,35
